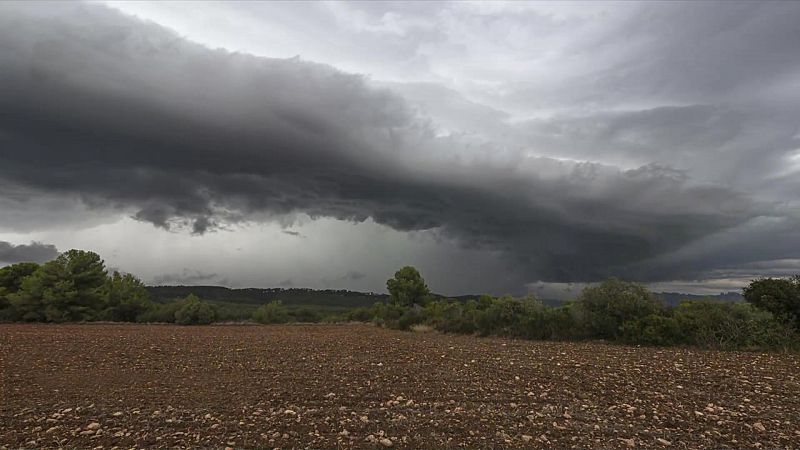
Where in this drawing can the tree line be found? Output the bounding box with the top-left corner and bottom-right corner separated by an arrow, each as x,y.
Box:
1,250 -> 799,351
363,266 -> 800,351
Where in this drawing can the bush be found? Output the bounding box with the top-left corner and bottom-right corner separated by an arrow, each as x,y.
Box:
370,301 -> 410,328
289,307 -> 322,323
252,300 -> 289,324
672,300 -> 797,350
397,308 -> 425,331
474,295 -> 528,336
621,314 -> 683,346
575,278 -> 663,340
345,306 -> 374,322
174,294 -> 217,325
743,276 -> 800,330
424,299 -> 478,334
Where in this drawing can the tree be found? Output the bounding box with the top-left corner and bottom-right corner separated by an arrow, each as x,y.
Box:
10,250 -> 107,322
102,271 -> 152,322
175,294 -> 217,325
386,266 -> 430,307
576,278 -> 662,340
0,262 -> 40,293
743,276 -> 800,329
0,262 -> 40,320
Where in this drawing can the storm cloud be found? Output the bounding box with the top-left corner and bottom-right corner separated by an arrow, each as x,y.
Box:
1,2 -> 798,290
0,241 -> 59,264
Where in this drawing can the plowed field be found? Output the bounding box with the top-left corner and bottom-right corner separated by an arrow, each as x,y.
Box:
1,324 -> 798,448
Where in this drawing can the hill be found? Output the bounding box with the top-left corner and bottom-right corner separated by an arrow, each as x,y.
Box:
147,285 -> 743,311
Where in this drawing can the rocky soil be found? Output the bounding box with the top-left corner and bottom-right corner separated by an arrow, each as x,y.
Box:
1,323 -> 798,448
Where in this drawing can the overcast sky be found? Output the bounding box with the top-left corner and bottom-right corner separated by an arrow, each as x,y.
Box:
1,1 -> 799,297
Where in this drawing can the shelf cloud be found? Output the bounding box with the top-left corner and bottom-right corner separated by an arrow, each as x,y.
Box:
1,2 -> 799,292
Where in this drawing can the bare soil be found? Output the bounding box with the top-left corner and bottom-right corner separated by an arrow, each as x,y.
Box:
1,323 -> 798,449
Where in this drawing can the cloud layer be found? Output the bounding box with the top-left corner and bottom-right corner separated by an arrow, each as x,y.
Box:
0,241 -> 59,264
1,2 -> 799,291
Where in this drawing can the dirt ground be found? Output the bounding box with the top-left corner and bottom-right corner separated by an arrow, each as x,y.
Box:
1,323 -> 798,449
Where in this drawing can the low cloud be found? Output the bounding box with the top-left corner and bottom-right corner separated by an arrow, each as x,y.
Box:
0,241 -> 59,264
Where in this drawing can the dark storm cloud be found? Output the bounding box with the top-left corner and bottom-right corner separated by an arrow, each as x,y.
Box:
0,241 -> 59,264
341,270 -> 367,281
0,2 -> 798,287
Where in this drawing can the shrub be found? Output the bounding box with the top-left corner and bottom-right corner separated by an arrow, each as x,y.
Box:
743,276 -> 800,330
576,278 -> 663,340
345,306 -> 374,322
397,308 -> 425,331
621,314 -> 683,346
474,295 -> 527,336
289,307 -> 322,323
252,300 -> 289,324
370,301 -> 409,328
672,300 -> 797,350
427,299 -> 479,334
174,294 -> 217,325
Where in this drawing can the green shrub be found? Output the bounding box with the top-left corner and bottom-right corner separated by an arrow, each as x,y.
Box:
289,307 -> 322,323
621,314 -> 683,346
397,308 -> 425,331
427,299 -> 479,334
252,300 -> 290,324
743,276 -> 800,330
474,295 -> 527,336
174,294 -> 217,325
673,300 -> 797,350
370,301 -> 409,328
345,306 -> 374,322
576,278 -> 663,340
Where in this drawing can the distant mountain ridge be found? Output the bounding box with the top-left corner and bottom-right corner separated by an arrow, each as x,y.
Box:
147,285 -> 743,309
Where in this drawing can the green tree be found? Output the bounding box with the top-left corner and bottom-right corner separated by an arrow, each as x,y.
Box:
386,266 -> 430,307
252,300 -> 290,324
174,294 -> 217,325
0,262 -> 40,321
742,276 -> 800,329
11,250 -> 107,322
576,278 -> 662,340
102,271 -> 152,322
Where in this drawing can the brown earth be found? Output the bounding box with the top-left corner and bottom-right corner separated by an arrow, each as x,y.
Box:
1,323 -> 798,449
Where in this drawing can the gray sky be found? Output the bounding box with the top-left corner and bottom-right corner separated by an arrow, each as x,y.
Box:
1,1 -> 799,296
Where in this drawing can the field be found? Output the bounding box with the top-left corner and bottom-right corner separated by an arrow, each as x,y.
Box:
2,324 -> 799,449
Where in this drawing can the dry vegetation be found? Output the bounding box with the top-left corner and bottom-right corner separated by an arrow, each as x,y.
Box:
2,324 -> 799,449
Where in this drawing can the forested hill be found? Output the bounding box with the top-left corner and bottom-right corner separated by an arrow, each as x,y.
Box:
655,291 -> 742,306
147,285 -> 742,309
146,286 -> 387,309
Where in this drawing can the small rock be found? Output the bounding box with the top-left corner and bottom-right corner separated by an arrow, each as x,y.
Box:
112,412 -> 123,417
521,435 -> 533,442
284,409 -> 297,416
379,438 -> 394,447
85,422 -> 101,431
621,438 -> 635,447
753,422 -> 766,432
46,426 -> 59,434
657,438 -> 672,446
